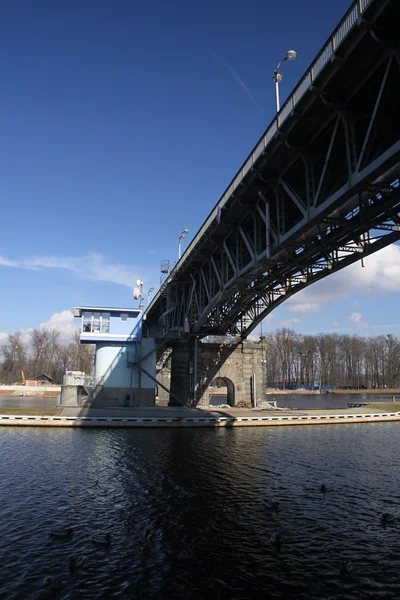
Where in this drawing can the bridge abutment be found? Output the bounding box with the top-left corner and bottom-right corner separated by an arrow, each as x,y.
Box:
166,339 -> 265,408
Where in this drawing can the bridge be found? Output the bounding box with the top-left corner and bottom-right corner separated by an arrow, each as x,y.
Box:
144,0 -> 400,407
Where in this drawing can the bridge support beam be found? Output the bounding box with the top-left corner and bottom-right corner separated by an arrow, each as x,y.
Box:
167,339 -> 265,408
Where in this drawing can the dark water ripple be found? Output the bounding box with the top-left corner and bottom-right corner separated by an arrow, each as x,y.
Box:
0,424 -> 399,598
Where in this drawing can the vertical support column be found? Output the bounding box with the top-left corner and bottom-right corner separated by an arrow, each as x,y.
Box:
241,341 -> 265,407
193,336 -> 199,405
250,373 -> 257,407
265,200 -> 271,260
168,339 -> 266,408
169,339 -> 191,407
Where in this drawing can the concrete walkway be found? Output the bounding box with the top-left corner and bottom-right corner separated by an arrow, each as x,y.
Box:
0,403 -> 400,427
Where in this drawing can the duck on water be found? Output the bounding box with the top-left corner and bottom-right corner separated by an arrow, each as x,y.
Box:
50,528 -> 73,539
91,532 -> 111,546
69,556 -> 86,573
264,500 -> 280,512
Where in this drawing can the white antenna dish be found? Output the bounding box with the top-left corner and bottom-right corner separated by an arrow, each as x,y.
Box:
136,279 -> 143,287
133,287 -> 141,300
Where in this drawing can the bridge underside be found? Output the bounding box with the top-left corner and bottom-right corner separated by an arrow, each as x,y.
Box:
146,0 -> 400,340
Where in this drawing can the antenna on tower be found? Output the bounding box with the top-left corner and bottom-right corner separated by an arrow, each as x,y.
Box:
133,280 -> 144,302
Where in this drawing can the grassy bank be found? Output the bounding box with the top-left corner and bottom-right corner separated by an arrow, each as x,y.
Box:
358,402 -> 400,411
266,388 -> 400,395
333,389 -> 400,395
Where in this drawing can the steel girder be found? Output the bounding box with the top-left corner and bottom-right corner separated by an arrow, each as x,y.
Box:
210,180 -> 400,337
146,13 -> 400,340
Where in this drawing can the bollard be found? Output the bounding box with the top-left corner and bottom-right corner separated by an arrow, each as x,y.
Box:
393,395 -> 396,402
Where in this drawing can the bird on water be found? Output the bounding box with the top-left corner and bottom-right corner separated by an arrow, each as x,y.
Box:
271,531 -> 282,551
69,555 -> 86,573
381,513 -> 394,526
264,499 -> 280,512
50,528 -> 73,539
45,577 -> 64,591
339,559 -> 353,576
91,532 -> 111,546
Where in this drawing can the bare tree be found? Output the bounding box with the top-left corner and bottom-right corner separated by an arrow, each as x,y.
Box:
29,329 -> 51,375
0,332 -> 28,383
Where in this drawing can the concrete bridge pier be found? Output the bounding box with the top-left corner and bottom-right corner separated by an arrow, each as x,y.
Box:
168,338 -> 266,408
169,339 -> 192,407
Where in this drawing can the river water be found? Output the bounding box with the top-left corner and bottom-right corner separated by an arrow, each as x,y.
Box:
1,424 -> 400,599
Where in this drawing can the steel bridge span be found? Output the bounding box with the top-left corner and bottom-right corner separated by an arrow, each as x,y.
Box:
143,0 -> 400,405
145,0 -> 400,342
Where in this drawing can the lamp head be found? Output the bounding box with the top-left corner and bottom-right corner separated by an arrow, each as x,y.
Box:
286,50 -> 297,61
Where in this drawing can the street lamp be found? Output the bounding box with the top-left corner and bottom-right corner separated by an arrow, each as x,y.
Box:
273,49 -> 297,112
178,229 -> 189,260
147,287 -> 154,306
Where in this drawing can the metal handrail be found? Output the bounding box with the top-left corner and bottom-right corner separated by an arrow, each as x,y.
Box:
145,0 -> 377,317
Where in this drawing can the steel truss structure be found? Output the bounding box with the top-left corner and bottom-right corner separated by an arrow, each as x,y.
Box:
145,0 -> 400,340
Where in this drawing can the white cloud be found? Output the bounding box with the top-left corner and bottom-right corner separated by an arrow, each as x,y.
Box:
281,317 -> 300,327
352,300 -> 359,307
285,244 -> 400,313
287,302 -> 319,314
349,312 -> 369,329
214,53 -> 260,108
0,256 -> 20,268
349,312 -> 362,324
331,320 -> 340,326
0,310 -> 78,346
262,314 -> 274,324
0,252 -> 158,289
40,310 -> 78,340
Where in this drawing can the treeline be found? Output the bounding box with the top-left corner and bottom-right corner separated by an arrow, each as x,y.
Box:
0,329 -> 94,385
263,328 -> 400,389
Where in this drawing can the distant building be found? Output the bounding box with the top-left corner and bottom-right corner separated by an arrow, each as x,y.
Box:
62,306 -> 156,407
25,374 -> 54,386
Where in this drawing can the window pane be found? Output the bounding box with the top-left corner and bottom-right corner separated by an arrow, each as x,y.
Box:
83,319 -> 92,332
92,320 -> 101,332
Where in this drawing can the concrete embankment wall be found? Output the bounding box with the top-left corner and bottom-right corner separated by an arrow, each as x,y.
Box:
0,385 -> 61,397
59,385 -> 155,408
1,411 -> 400,428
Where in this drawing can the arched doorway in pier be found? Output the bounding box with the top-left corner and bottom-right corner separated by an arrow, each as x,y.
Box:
208,377 -> 235,407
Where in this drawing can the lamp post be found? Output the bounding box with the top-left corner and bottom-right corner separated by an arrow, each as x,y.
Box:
147,287 -> 154,306
273,49 -> 297,112
178,228 -> 189,260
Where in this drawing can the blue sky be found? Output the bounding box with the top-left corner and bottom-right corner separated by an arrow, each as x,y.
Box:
1,0 -> 399,341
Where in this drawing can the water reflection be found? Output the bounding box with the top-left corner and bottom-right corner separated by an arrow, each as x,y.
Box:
0,396 -> 58,409
0,424 -> 399,598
